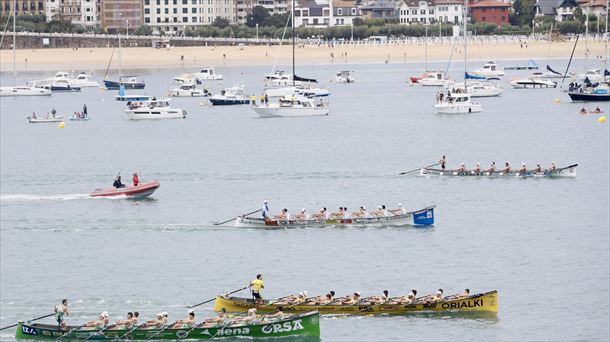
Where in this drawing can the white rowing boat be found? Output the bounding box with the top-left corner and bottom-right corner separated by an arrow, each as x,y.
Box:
420,164 -> 577,178
235,206 -> 435,228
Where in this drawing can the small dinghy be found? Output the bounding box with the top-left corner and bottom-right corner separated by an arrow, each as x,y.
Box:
89,181 -> 160,199
69,114 -> 90,121
28,115 -> 63,123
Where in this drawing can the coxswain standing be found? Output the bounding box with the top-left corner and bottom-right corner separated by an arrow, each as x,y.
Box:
261,200 -> 270,219
54,299 -> 69,330
250,274 -> 264,303
439,155 -> 447,171
132,172 -> 140,186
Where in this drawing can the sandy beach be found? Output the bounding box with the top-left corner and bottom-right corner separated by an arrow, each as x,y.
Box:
0,40 -> 607,72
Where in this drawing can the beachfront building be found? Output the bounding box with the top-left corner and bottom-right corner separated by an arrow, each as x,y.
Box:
294,0 -> 331,27
534,0 -> 580,22
579,0 -> 608,22
80,0 -> 101,28
434,0 -> 464,24
142,0 -> 236,33
0,0 -> 45,16
101,0 -> 143,32
236,0 -> 289,25
399,0 -> 435,24
359,0 -> 400,21
468,0 -> 511,26
332,0 -> 359,25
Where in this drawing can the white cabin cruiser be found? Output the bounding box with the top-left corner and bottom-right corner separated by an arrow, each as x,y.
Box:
193,67 -> 223,80
434,93 -> 481,114
32,78 -> 81,92
509,77 -> 557,89
451,81 -> 503,97
71,72 -> 100,87
252,95 -> 329,117
169,83 -> 210,97
172,73 -> 201,84
420,71 -> 454,87
471,62 -> 505,77
0,86 -> 51,96
335,70 -> 355,83
124,99 -> 186,120
209,83 -> 250,105
579,69 -> 606,83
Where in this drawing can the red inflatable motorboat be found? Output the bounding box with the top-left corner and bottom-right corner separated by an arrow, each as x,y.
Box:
89,181 -> 160,199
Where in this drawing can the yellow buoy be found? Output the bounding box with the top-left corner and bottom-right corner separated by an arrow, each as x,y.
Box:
599,116 -> 606,123
554,98 -> 560,103
58,121 -> 65,128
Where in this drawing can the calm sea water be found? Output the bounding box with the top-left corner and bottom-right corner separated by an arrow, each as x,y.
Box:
1,58 -> 609,341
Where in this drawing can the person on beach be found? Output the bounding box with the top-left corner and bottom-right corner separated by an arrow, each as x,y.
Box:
54,299 -> 69,330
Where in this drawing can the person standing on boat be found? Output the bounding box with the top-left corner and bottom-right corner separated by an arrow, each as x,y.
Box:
132,172 -> 140,186
83,104 -> 88,118
250,274 -> 264,303
51,108 -> 56,118
261,200 -> 269,219
439,156 -> 446,171
54,299 -> 69,330
113,176 -> 125,188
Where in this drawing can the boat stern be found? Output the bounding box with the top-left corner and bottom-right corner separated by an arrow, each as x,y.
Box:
412,206 -> 435,226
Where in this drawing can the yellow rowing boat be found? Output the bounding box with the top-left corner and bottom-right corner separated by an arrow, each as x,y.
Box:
214,290 -> 498,315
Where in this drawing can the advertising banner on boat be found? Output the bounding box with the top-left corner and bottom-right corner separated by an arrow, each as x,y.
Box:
413,208 -> 434,225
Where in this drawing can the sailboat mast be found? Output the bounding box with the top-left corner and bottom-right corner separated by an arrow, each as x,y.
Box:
425,23 -> 428,72
118,32 -> 122,80
292,0 -> 295,87
12,0 -> 16,80
463,0 -> 467,92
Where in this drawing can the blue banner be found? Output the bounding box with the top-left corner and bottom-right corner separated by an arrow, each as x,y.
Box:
413,208 -> 434,226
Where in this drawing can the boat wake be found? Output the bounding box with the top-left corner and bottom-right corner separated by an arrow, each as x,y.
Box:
0,193 -> 90,202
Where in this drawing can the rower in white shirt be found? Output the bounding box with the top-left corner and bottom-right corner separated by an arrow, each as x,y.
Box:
343,208 -> 351,219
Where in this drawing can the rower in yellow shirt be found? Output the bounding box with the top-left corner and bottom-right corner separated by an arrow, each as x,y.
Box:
250,274 -> 265,303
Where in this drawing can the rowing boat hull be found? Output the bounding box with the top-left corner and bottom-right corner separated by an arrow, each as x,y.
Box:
15,312 -> 320,340
214,291 -> 498,315
235,206 -> 435,228
420,165 -> 577,178
89,181 -> 160,199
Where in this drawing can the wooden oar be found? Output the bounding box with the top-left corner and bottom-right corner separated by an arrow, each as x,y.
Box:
82,324 -> 114,341
206,320 -> 234,340
52,324 -> 88,341
172,322 -> 205,341
214,209 -> 260,226
399,163 -> 438,175
0,313 -> 54,330
188,285 -> 249,309
143,323 -> 175,342
112,323 -> 147,341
